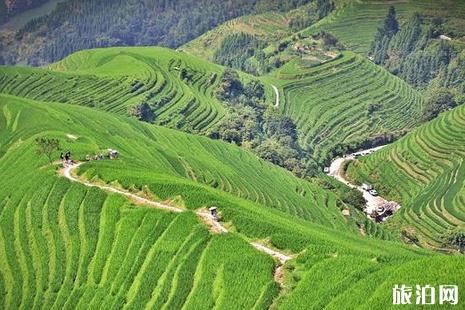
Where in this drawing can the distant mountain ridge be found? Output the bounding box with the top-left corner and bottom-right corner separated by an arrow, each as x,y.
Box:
0,0 -> 312,65
1,0 -> 49,22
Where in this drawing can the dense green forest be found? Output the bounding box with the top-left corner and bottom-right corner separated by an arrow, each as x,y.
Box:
213,33 -> 266,74
370,6 -> 465,108
211,69 -> 319,177
0,0 -> 50,24
0,0 -> 313,65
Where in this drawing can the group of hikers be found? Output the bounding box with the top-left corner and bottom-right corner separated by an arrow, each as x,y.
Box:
60,151 -> 74,167
60,149 -> 119,167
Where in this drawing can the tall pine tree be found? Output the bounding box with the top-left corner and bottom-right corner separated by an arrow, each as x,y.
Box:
370,6 -> 399,64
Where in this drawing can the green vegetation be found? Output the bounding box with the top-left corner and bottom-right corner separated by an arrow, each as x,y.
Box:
444,230 -> 465,253
370,6 -> 399,65
301,1 -> 465,105
370,8 -> 459,91
305,0 -> 465,54
0,0 -> 50,24
265,51 -> 424,163
0,0 -> 62,30
0,47 -> 228,134
184,0 -> 335,75
422,88 -> 457,121
1,0 -> 316,65
211,69 -> 318,177
213,32 -> 266,74
0,93 -> 352,229
2,1 -> 465,306
35,137 -> 61,163
346,103 -> 465,247
2,94 -> 465,308
182,11 -> 294,61
0,93 -> 321,307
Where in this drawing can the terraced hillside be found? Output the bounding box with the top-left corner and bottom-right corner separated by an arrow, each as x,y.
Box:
0,94 -> 351,231
182,1 -> 324,62
182,11 -> 292,61
2,94 -> 465,308
0,47 -> 232,133
346,103 -> 465,247
265,51 -> 424,163
307,0 -> 465,54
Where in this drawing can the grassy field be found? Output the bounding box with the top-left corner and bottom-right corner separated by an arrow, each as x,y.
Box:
0,47 -> 236,134
306,0 -> 465,54
1,94 -> 465,308
263,51 -> 424,163
346,103 -> 465,247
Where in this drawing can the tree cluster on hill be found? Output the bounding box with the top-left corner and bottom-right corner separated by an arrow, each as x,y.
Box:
129,102 -> 155,123
211,69 -> 319,178
370,6 -> 399,65
288,0 -> 335,31
1,0 -> 316,65
213,33 -> 266,75
0,0 -> 49,24
370,7 -> 464,106
442,230 -> 465,253
422,88 -> 457,121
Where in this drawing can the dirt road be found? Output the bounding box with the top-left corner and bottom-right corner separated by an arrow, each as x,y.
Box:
61,162 -> 293,279
271,85 -> 280,107
328,145 -> 400,215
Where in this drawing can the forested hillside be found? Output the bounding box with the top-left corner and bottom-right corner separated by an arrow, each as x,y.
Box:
300,0 -> 465,107
0,0 -> 50,24
0,0 -> 314,65
183,0 -> 334,73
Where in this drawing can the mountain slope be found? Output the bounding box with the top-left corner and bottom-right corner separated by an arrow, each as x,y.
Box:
306,0 -> 465,54
1,94 -> 464,308
0,93 -> 351,229
182,11 -> 292,61
0,0 -> 317,65
0,47 -> 233,133
346,103 -> 465,246
264,51 -> 424,163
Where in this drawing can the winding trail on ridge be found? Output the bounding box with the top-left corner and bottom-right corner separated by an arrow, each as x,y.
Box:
60,162 -> 293,278
271,84 -> 280,108
328,145 -> 400,215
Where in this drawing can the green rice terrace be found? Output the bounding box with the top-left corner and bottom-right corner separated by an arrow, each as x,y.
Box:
0,47 -> 235,134
182,11 -> 293,61
1,93 -> 465,309
265,51 -> 424,163
1,0 -> 465,307
346,103 -> 465,248
0,45 -> 425,165
306,0 -> 465,54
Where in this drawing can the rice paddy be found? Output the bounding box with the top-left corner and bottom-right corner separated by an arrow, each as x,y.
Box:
346,103 -> 465,247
